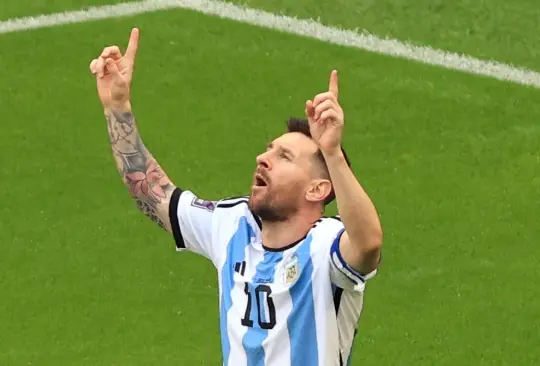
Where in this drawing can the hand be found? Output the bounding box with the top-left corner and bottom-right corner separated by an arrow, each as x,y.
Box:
305,70 -> 344,156
89,28 -> 140,109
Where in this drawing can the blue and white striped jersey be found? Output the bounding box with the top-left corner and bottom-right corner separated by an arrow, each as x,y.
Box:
169,189 -> 377,366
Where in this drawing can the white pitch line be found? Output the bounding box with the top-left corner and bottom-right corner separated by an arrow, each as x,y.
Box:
1,0 -> 540,88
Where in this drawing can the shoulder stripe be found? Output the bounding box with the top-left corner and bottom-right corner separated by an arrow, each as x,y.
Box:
217,199 -> 249,208
220,195 -> 249,202
215,195 -> 262,230
169,188 -> 185,249
216,195 -> 249,208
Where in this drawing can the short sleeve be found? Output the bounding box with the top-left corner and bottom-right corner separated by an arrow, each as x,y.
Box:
168,188 -> 216,261
329,228 -> 378,292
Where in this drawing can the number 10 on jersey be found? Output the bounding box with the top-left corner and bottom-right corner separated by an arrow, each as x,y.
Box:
241,283 -> 277,330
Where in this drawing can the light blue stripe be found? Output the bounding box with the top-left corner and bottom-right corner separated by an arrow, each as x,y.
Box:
220,216 -> 255,365
287,235 -> 318,366
242,251 -> 284,366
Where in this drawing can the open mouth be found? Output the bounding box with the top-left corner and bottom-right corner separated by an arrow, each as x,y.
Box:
255,174 -> 268,187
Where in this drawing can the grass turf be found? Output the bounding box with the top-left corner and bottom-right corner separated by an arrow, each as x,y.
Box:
1,3 -> 539,365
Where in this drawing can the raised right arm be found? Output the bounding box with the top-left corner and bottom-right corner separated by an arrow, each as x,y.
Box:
90,29 -> 217,261
104,105 -> 219,262
105,104 -> 176,232
87,28 -> 177,233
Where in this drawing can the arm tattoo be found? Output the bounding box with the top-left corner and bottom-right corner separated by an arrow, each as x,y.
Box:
105,109 -> 174,231
136,199 -> 168,230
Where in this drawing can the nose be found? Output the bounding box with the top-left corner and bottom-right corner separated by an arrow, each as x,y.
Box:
256,151 -> 272,170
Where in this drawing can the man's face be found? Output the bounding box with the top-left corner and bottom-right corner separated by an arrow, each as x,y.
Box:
248,132 -> 321,222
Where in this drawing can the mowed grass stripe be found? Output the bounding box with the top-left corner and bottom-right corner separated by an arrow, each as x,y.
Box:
0,0 -> 138,22
222,0 -> 540,73
1,0 -> 540,88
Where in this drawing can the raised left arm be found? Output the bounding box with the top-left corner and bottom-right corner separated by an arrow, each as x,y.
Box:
322,150 -> 382,274
306,69 -> 382,275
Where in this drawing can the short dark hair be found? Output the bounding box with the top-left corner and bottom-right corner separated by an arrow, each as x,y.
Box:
286,117 -> 352,206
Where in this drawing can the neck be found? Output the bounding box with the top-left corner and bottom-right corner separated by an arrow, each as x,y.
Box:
261,210 -> 321,251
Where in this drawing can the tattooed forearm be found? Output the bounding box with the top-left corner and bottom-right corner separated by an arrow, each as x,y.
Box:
136,199 -> 168,230
106,110 -> 140,155
105,108 -> 175,232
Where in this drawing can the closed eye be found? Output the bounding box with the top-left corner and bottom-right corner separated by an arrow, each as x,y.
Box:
265,142 -> 294,160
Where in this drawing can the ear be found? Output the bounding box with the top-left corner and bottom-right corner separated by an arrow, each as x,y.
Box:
305,179 -> 332,204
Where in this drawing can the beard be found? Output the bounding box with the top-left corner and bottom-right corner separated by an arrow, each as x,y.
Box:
248,189 -> 298,222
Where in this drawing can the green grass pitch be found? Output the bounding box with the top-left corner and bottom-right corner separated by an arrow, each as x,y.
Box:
1,1 -> 539,365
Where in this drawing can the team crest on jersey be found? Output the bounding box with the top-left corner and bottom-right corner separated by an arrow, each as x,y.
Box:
190,197 -> 216,212
282,255 -> 300,285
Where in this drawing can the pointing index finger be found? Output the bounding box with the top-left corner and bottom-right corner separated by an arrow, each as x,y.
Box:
124,28 -> 140,61
329,69 -> 339,99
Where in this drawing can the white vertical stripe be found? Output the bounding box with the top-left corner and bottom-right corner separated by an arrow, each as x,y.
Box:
336,291 -> 364,363
243,244 -> 263,280
226,271 -> 249,366
263,252 -> 294,366
311,242 -> 339,366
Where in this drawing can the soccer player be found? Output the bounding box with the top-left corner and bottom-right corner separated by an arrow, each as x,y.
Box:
89,28 -> 383,366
